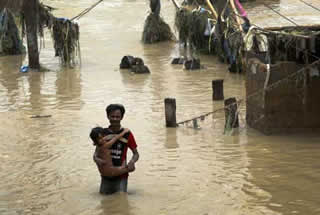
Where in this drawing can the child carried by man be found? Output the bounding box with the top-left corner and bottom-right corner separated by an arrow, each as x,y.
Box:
90,127 -> 134,177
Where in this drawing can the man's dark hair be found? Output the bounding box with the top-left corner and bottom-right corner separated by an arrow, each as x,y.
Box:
106,104 -> 125,117
90,126 -> 104,145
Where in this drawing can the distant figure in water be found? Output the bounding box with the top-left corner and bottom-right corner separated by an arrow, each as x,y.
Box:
90,127 -> 134,177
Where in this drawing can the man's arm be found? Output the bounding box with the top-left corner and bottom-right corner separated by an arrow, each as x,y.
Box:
127,148 -> 139,171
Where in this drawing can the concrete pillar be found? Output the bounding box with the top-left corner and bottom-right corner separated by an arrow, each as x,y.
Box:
164,98 -> 177,127
212,79 -> 224,100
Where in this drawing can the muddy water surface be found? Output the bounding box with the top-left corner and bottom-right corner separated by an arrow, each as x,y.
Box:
0,0 -> 320,214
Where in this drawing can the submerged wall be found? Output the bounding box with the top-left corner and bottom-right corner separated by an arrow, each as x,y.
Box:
246,57 -> 320,134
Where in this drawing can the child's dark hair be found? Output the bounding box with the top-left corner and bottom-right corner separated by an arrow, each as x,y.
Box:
90,127 -> 104,145
106,104 -> 125,117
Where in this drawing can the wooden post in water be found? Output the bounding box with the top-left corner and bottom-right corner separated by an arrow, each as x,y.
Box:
224,97 -> 239,129
23,0 -> 40,69
212,79 -> 224,100
164,98 -> 177,127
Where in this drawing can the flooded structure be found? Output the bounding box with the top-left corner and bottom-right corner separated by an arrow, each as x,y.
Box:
172,0 -> 248,72
0,1 -> 24,57
245,25 -> 320,134
0,0 -> 41,69
0,0 -> 80,68
0,8 -> 25,56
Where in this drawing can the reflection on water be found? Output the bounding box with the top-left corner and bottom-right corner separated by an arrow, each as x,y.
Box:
0,0 -> 320,214
165,128 -> 179,149
0,56 -> 83,113
55,67 -> 83,110
0,55 -> 25,112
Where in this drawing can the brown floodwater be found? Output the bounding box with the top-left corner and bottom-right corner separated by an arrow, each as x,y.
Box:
0,0 -> 319,214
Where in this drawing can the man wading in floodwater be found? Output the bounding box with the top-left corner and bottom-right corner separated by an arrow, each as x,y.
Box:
94,104 -> 139,194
